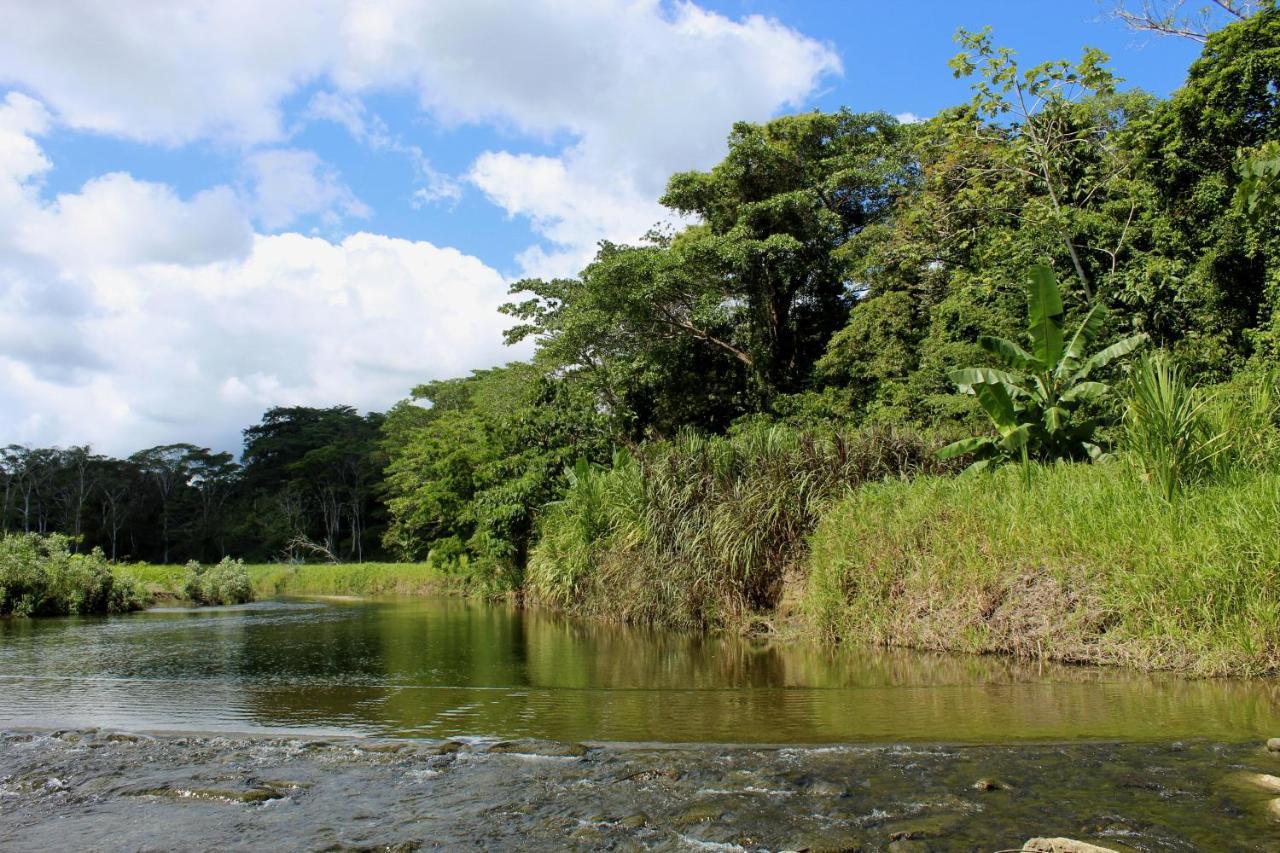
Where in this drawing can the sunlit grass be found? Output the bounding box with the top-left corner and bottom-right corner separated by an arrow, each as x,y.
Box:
805,461 -> 1280,676
118,560 -> 466,599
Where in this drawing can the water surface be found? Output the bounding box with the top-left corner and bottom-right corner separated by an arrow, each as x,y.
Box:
1,597 -> 1276,743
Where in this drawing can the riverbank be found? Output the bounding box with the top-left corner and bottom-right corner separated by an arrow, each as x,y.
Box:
106,457 -> 1280,678
2,728 -> 1277,850
117,561 -> 470,601
804,463 -> 1280,678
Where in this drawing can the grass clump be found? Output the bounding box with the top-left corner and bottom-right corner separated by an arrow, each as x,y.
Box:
527,423 -> 952,628
182,557 -> 253,606
805,462 -> 1280,676
0,533 -> 143,617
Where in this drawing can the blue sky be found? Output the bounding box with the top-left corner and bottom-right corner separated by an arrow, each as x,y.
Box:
0,1 -> 1217,454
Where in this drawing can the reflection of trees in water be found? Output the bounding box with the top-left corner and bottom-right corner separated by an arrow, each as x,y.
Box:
232,600 -> 1280,741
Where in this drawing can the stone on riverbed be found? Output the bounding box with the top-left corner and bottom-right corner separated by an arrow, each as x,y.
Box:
1242,772 -> 1280,793
1267,738 -> 1280,752
1022,839 -> 1119,853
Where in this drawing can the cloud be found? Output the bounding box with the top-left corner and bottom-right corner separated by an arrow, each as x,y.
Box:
894,111 -> 924,124
0,0 -> 340,145
0,1 -> 840,450
243,148 -> 370,231
0,2 -> 839,275
0,108 -> 520,455
304,90 -> 463,207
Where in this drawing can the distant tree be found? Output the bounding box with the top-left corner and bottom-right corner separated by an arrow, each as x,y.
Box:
129,444 -> 204,563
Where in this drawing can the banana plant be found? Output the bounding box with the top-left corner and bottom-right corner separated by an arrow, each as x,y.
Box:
938,264 -> 1147,473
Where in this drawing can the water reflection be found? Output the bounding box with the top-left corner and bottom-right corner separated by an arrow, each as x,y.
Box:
0,597 -> 1276,742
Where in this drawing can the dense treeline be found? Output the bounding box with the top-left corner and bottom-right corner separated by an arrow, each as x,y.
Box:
381,10 -> 1280,595
1,406 -> 386,564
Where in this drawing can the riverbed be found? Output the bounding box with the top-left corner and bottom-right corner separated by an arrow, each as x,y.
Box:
1,598 -> 1279,849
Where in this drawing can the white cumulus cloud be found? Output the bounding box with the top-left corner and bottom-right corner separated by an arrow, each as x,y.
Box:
0,0 -> 840,451
0,108 -> 520,455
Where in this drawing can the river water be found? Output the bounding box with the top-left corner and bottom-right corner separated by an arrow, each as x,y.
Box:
2,598 -> 1279,849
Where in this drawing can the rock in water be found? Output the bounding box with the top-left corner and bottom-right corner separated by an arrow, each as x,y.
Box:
1022,839 -> 1120,853
1267,737 -> 1280,752
1244,772 -> 1280,793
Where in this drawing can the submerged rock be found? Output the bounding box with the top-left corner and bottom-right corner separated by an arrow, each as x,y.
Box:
1242,772 -> 1280,793
971,777 -> 1009,791
485,739 -> 588,757
1022,839 -> 1119,853
1268,798 -> 1280,821
1267,738 -> 1280,753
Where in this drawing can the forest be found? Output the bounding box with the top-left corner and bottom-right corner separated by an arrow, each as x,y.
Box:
5,10 -> 1279,669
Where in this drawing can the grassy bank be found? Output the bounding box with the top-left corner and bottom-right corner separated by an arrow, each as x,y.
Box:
120,561 -> 467,600
527,424 -> 953,628
804,463 -> 1280,677
245,562 -> 468,598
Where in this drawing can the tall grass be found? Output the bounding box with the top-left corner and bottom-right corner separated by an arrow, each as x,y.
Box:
527,423 -> 952,628
1123,357 -> 1280,499
1123,353 -> 1225,499
805,461 -> 1280,677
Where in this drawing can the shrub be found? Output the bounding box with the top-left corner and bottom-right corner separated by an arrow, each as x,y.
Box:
182,557 -> 253,606
939,264 -> 1146,471
0,533 -> 143,617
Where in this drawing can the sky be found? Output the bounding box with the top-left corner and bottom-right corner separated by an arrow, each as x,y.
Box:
0,1 -> 1212,457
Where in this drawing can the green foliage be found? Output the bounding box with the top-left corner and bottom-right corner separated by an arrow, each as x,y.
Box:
939,265 -> 1146,468
381,363 -> 612,589
526,424 -> 952,627
0,533 -> 142,617
1236,139 -> 1280,224
182,557 -> 253,606
1125,7 -> 1280,372
244,562 -> 461,598
805,462 -> 1280,676
504,110 -> 915,425
1123,353 -> 1226,499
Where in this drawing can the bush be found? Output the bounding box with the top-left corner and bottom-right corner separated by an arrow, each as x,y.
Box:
0,533 -> 143,617
182,557 -> 253,606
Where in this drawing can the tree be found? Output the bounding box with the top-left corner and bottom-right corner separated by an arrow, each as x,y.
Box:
129,444 -> 203,563
239,406 -> 386,561
949,28 -> 1147,302
1125,7 -> 1280,370
504,110 -> 916,423
1110,0 -> 1272,42
382,364 -> 611,586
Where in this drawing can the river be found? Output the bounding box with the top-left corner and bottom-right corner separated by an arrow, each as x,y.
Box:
1,597 -> 1278,849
